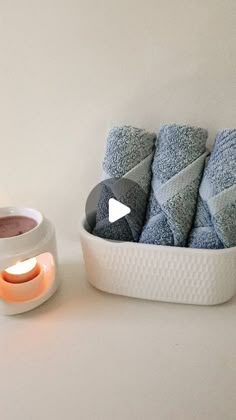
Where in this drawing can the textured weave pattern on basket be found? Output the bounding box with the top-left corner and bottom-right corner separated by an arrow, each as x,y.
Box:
81,223 -> 236,305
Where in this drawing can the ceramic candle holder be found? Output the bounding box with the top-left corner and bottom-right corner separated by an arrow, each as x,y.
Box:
0,207 -> 59,315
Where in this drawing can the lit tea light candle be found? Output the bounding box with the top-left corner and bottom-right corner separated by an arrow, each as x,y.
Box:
0,207 -> 58,315
2,257 -> 40,284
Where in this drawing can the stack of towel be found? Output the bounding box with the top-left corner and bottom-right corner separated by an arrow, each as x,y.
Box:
93,126 -> 156,241
139,124 -> 208,246
92,124 -> 236,250
188,129 -> 236,249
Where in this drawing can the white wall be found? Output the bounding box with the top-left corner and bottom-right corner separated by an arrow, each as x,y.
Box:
0,0 -> 236,238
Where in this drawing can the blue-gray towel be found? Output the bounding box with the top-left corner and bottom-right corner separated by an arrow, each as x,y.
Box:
93,125 -> 156,241
188,129 -> 236,249
139,124 -> 208,246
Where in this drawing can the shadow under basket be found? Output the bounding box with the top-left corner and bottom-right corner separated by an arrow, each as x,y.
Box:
80,216 -> 236,305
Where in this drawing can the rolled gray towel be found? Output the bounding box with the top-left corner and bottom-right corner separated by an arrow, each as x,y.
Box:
93,125 -> 156,241
139,124 -> 208,246
188,129 -> 236,248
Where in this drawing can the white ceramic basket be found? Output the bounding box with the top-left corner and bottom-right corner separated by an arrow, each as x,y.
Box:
80,218 -> 236,305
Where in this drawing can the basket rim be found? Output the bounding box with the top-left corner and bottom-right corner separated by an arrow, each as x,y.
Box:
79,218 -> 236,256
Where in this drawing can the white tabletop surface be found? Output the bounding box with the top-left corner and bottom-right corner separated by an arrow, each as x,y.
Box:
1,235 -> 236,420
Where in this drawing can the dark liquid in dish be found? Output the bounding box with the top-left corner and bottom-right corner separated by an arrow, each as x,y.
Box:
0,216 -> 37,238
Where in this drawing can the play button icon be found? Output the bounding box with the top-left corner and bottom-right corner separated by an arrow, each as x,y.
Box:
108,198 -> 131,223
85,177 -> 148,242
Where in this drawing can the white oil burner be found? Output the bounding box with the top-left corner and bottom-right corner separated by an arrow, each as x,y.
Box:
0,207 -> 59,315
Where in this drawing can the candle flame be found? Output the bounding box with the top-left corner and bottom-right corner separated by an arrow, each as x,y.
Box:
5,257 -> 37,275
